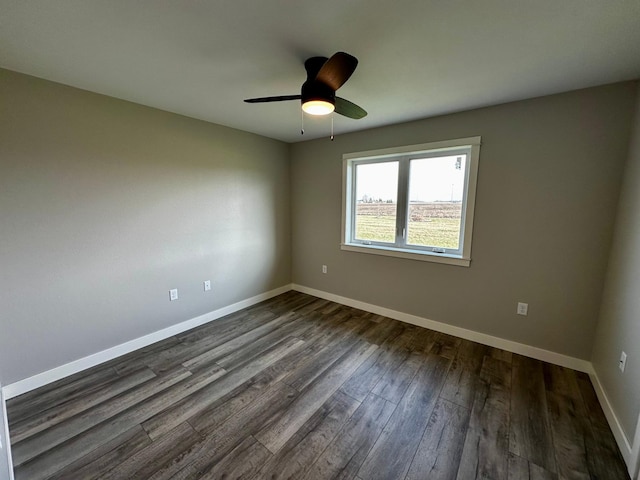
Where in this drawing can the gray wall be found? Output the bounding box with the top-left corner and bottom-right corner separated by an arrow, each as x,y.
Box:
592,83 -> 640,441
291,82 -> 637,360
0,69 -> 291,386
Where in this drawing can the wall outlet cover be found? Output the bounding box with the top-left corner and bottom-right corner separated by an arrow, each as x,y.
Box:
619,351 -> 627,372
517,302 -> 528,316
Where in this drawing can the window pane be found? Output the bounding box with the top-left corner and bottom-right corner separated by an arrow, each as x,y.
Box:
407,155 -> 466,249
354,161 -> 398,243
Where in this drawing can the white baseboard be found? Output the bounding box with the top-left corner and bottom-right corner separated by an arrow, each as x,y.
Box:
0,386 -> 15,480
589,367 -> 639,478
2,284 -> 292,400
292,284 -> 591,372
632,413 -> 640,480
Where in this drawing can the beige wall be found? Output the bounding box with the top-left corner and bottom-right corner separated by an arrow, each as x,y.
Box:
0,69 -> 291,386
291,82 -> 637,360
592,82 -> 640,441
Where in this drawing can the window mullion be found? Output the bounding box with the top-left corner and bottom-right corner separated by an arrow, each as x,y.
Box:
350,163 -> 358,243
396,159 -> 410,246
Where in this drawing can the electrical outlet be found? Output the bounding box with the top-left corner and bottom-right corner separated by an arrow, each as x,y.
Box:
517,302 -> 528,316
204,280 -> 211,292
169,289 -> 178,301
619,351 -> 627,372
322,265 -> 328,274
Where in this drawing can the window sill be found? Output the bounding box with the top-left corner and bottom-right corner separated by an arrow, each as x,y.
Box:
340,243 -> 471,267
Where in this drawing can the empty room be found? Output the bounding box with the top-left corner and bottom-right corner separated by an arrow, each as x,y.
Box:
1,1 -> 640,479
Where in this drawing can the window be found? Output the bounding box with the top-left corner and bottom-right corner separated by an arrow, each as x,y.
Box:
342,137 -> 481,266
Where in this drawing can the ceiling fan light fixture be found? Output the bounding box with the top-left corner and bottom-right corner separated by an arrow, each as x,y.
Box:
302,99 -> 335,116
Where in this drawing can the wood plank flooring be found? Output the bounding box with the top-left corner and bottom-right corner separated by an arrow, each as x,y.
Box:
6,291 -> 631,480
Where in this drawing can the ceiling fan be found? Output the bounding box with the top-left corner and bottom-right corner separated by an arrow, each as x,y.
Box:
244,52 -> 367,120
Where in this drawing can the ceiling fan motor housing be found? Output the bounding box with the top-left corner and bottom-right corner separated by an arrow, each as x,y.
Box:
301,79 -> 335,106
302,56 -> 335,105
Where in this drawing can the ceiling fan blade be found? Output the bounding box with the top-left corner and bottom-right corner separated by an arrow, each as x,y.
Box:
316,52 -> 358,91
335,97 -> 367,119
244,95 -> 301,103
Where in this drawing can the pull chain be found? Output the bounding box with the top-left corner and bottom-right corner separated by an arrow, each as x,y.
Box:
330,115 -> 334,141
301,109 -> 304,135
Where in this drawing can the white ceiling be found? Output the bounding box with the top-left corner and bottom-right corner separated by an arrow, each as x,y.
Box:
1,1 -> 640,143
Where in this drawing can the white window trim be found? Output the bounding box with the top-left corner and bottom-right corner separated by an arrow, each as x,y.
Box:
341,136 -> 481,267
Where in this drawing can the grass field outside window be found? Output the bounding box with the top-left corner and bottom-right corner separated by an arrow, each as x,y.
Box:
355,202 -> 462,248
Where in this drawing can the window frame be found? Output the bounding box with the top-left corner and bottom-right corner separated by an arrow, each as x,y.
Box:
341,136 -> 481,267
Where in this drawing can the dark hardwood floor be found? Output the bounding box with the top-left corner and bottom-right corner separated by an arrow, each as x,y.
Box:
6,291 -> 630,479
